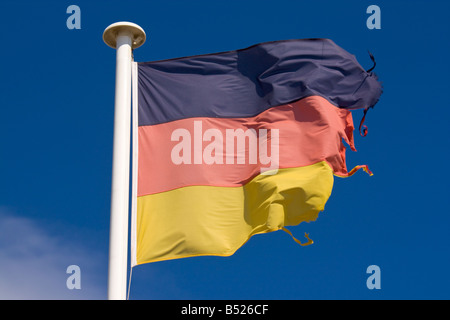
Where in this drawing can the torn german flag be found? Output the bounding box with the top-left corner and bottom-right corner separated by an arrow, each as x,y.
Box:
130,39 -> 382,265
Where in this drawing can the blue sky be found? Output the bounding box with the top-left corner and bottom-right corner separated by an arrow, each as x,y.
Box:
0,0 -> 449,300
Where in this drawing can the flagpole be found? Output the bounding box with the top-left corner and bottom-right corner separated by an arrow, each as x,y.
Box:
103,22 -> 146,300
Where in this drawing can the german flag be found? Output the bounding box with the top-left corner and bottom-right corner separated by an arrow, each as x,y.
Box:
130,39 -> 382,266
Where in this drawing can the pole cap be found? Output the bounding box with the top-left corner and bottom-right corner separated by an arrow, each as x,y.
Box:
103,22 -> 146,49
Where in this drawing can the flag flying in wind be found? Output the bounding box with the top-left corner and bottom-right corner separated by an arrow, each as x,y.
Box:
130,39 -> 382,266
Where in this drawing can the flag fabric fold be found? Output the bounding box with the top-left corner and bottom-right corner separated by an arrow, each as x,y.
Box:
131,39 -> 382,266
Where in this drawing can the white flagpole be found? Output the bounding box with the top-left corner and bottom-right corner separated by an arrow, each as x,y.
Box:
103,22 -> 146,300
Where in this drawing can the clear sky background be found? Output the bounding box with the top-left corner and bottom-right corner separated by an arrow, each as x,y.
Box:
0,0 -> 449,300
